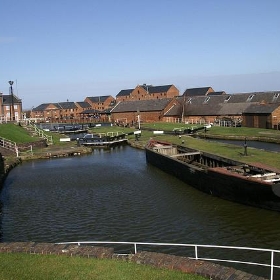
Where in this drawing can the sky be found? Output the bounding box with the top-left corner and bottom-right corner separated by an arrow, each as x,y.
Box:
1,0 -> 280,109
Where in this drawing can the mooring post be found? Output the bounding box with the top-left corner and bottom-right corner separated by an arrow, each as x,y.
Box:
244,137 -> 248,156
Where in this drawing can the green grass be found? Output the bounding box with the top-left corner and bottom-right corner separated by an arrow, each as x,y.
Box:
141,122 -> 201,131
0,123 -> 39,143
151,134 -> 280,169
142,122 -> 280,139
88,125 -> 135,136
0,253 -> 206,280
1,122 -> 280,169
199,126 -> 280,140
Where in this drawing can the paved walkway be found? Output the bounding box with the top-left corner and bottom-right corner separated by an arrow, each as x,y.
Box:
0,242 -> 268,279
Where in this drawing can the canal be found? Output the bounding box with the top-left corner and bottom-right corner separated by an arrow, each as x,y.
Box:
1,145 -> 280,277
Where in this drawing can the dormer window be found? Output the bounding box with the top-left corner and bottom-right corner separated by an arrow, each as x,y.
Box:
272,93 -> 280,102
247,94 -> 255,101
203,96 -> 210,104
224,96 -> 231,102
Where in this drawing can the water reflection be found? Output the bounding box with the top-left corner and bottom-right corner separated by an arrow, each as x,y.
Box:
1,145 -> 280,277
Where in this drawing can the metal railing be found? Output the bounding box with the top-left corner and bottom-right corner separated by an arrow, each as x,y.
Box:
25,122 -> 53,145
57,241 -> 280,280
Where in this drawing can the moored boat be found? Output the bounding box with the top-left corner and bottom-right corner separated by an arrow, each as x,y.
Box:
145,139 -> 280,212
77,133 -> 128,147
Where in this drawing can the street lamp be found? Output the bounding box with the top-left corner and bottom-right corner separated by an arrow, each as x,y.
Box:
137,109 -> 141,130
8,81 -> 14,121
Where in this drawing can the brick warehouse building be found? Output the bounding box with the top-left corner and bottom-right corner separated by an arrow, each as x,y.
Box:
27,85 -> 280,129
111,98 -> 175,125
164,91 -> 280,129
116,84 -> 179,102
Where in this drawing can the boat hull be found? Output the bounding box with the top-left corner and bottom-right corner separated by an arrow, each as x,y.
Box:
145,146 -> 280,212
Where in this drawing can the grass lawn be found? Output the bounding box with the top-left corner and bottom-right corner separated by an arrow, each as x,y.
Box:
0,123 -> 38,143
142,122 -> 280,139
150,134 -> 280,168
1,122 -> 280,168
0,253 -> 206,280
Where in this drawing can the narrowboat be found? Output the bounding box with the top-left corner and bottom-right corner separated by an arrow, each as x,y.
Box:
145,139 -> 280,212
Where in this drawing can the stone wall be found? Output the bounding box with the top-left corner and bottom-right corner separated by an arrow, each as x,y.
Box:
18,139 -> 47,151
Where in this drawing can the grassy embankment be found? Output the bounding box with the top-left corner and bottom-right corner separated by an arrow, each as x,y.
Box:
1,122 -> 280,169
89,123 -> 280,169
0,253 -> 206,280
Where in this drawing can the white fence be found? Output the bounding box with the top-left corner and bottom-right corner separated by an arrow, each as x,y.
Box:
57,241 -> 280,280
25,122 -> 53,145
0,136 -> 18,156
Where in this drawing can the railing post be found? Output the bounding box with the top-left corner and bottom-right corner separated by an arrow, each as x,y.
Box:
271,251 -> 274,280
195,245 -> 198,260
134,243 -> 137,254
15,146 -> 19,157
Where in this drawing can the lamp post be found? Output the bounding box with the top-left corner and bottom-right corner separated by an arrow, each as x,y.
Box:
8,81 -> 14,121
137,109 -> 141,130
244,137 -> 248,156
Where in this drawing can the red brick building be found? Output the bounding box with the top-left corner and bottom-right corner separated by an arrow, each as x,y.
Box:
116,84 -> 179,102
0,92 -> 23,122
84,95 -> 115,111
164,91 -> 280,129
111,98 -> 175,125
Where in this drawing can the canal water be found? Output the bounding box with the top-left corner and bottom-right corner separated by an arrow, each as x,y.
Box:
1,145 -> 280,277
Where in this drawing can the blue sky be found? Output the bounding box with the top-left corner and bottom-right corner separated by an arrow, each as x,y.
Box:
1,0 -> 280,109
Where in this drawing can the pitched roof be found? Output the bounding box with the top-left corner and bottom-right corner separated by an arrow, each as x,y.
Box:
33,102 -> 77,111
183,87 -> 213,96
80,109 -> 101,114
75,101 -> 91,108
165,91 -> 280,117
33,103 -> 52,111
86,96 -> 111,103
2,94 -> 21,104
56,102 -> 77,109
164,105 -> 181,116
140,84 -> 173,93
243,103 -> 280,114
111,99 -> 172,113
232,91 -> 280,103
217,102 -> 252,115
116,89 -> 134,97
208,91 -> 226,95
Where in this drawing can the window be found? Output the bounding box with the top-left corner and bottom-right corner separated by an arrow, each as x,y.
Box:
224,96 -> 231,102
273,93 -> 280,102
203,97 -> 210,103
247,94 -> 255,101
